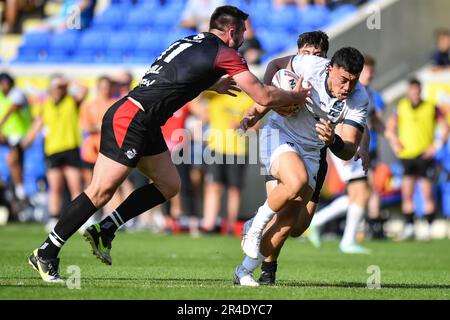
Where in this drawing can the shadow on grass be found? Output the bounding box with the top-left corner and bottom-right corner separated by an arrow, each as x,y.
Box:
2,277 -> 450,290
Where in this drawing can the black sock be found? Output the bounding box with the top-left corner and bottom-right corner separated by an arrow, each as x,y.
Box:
404,213 -> 415,225
425,213 -> 435,225
261,261 -> 278,273
100,183 -> 166,236
38,192 -> 97,259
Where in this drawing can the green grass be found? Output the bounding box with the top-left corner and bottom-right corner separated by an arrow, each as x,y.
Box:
0,223 -> 449,299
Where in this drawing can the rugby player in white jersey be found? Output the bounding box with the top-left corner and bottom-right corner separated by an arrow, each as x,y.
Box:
234,47 -> 369,286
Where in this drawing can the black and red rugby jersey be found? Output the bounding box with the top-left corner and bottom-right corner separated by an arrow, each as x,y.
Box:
128,32 -> 249,125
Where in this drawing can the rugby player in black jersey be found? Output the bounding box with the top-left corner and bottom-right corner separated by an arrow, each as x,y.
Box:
28,5 -> 311,283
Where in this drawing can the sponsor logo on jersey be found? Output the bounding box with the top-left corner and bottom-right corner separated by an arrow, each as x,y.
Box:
125,149 -> 137,159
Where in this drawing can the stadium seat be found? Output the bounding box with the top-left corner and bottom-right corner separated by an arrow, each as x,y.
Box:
106,31 -> 136,61
134,31 -> 165,57
152,8 -> 183,30
92,6 -> 125,30
73,31 -> 108,62
330,4 -> 358,24
124,8 -> 155,31
297,5 -> 331,31
48,30 -> 80,56
0,146 -> 10,182
269,5 -> 299,33
258,30 -> 291,56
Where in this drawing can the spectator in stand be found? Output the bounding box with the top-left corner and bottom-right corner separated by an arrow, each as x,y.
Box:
431,29 -> 450,72
20,74 -> 87,232
385,78 -> 449,241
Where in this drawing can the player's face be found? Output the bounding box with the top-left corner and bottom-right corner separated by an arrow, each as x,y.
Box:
359,64 -> 374,87
328,65 -> 360,101
0,80 -> 10,94
98,79 -> 113,98
408,84 -> 421,105
299,45 -> 326,57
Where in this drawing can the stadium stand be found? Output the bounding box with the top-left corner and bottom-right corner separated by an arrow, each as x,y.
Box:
10,0 -> 360,65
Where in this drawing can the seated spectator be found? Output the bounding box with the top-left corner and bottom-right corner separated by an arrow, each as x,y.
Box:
431,29 -> 450,72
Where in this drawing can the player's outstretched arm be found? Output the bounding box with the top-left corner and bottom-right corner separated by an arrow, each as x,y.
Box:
233,70 -> 310,108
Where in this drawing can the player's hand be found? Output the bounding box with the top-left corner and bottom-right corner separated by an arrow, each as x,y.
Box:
421,145 -> 436,160
210,76 -> 241,97
390,140 -> 404,156
315,118 -> 335,146
354,147 -> 370,174
239,107 -> 262,133
291,76 -> 312,106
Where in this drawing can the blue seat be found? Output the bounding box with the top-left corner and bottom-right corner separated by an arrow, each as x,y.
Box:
78,31 -> 107,54
135,31 -> 165,56
330,4 -> 358,24
124,8 -> 154,31
21,31 -> 51,51
298,5 -> 331,31
92,6 -> 125,30
0,146 -> 10,182
48,30 -> 80,56
269,5 -> 299,33
106,31 -> 136,60
152,9 -> 182,30
258,30 -> 290,56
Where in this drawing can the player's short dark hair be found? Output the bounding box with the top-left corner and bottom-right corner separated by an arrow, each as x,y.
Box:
330,47 -> 365,75
209,5 -> 249,31
409,78 -> 421,87
297,31 -> 329,54
0,72 -> 14,86
363,54 -> 376,67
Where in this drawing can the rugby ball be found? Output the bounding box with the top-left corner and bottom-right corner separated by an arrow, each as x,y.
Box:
271,69 -> 298,90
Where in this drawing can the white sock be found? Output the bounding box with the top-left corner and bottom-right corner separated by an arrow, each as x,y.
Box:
15,184 -> 26,200
248,201 -> 276,234
241,255 -> 262,273
311,195 -> 349,228
341,204 -> 365,246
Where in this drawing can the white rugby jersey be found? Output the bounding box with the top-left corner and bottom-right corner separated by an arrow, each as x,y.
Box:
266,54 -> 369,150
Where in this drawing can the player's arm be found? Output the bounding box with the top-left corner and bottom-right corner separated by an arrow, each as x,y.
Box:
316,119 -> 364,160
233,70 -> 310,108
422,107 -> 449,159
240,56 -> 294,130
0,104 -> 20,130
384,112 -> 403,155
20,115 -> 43,149
354,122 -> 371,172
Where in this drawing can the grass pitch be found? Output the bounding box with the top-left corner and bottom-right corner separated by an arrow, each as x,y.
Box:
0,223 -> 449,300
